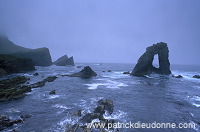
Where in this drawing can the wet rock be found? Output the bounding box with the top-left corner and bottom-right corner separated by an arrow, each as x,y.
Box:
0,115 -> 23,131
0,54 -> 35,75
107,70 -> 112,72
54,55 -> 75,66
49,90 -> 56,95
0,76 -> 31,102
80,113 -> 101,123
33,73 -> 39,76
77,66 -> 82,68
193,75 -> 200,79
66,123 -> 80,132
29,76 -> 58,88
20,115 -> 32,119
94,105 -> 105,115
123,71 -> 130,74
172,75 -> 183,78
68,66 -> 97,79
44,76 -> 58,82
102,71 -> 106,72
131,42 -> 171,76
72,110 -> 82,117
97,99 -> 114,114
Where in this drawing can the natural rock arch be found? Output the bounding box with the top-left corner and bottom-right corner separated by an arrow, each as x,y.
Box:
131,42 -> 171,76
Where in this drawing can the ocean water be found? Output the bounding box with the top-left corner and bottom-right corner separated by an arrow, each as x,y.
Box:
0,63 -> 200,132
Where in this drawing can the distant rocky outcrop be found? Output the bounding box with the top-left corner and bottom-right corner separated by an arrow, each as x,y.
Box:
131,42 -> 171,76
0,54 -> 35,75
193,75 -> 200,79
54,55 -> 75,66
0,35 -> 52,66
67,66 -> 97,78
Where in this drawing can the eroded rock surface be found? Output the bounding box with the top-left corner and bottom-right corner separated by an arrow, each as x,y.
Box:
131,42 -> 171,76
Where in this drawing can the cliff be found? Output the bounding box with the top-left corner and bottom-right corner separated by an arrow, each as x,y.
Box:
0,36 -> 52,66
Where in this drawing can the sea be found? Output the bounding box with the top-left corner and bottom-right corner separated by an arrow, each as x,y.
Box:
0,63 -> 200,132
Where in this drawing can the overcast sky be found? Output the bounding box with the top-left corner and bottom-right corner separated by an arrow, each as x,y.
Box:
0,0 -> 199,65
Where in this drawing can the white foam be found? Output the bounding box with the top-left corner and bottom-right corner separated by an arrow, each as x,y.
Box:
85,80 -> 128,90
102,72 -> 129,79
48,95 -> 61,99
192,103 -> 200,107
52,104 -> 72,109
104,110 -> 127,120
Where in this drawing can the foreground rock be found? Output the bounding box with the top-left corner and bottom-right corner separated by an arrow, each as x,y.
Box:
0,76 -> 31,102
0,54 -> 35,75
0,35 -> 52,66
0,115 -> 26,131
29,76 -> 58,88
67,66 -> 97,78
131,42 -> 171,76
193,75 -> 200,79
66,99 -> 116,132
54,55 -> 75,66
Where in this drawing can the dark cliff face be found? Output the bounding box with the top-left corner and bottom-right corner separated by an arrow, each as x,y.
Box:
0,55 -> 35,75
0,36 -> 52,66
131,42 -> 171,76
9,48 -> 52,66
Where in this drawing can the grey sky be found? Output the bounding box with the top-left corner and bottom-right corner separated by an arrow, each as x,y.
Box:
0,0 -> 199,64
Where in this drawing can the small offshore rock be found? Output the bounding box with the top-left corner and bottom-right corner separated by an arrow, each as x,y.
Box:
49,90 -> 56,95
193,75 -> 200,79
172,75 -> 183,78
33,73 -> 39,76
123,71 -> 130,74
68,66 -> 97,78
107,70 -> 112,72
44,76 -> 58,82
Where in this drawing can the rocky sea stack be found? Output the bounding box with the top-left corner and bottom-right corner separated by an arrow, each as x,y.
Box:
68,66 -> 97,78
0,35 -> 52,66
54,55 -> 75,66
131,42 -> 171,76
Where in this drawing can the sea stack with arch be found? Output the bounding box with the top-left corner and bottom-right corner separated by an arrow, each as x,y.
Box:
131,42 -> 171,76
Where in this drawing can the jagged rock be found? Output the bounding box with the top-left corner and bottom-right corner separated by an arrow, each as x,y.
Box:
123,71 -> 130,74
97,99 -> 114,115
80,113 -> 101,123
131,42 -> 171,76
29,76 -> 58,88
0,115 -> 23,131
193,75 -> 200,79
0,36 -> 52,66
68,66 -> 97,78
72,110 -> 82,117
0,76 -> 31,101
94,105 -> 105,115
49,90 -> 56,95
54,55 -> 75,66
33,73 -> 39,76
0,54 -> 35,75
172,75 -> 183,78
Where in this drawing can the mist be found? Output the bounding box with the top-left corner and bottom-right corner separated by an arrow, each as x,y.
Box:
0,0 -> 200,65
